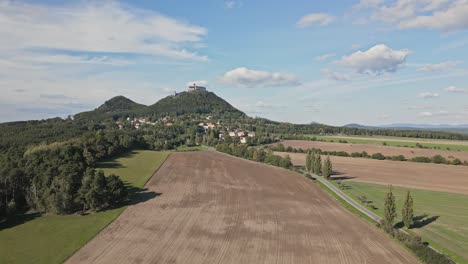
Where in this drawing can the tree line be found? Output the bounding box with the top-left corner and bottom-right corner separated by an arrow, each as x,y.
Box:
215,144 -> 292,169
271,144 -> 468,166
304,151 -> 333,179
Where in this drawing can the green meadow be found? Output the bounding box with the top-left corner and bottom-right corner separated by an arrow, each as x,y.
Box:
0,150 -> 169,264
334,181 -> 468,264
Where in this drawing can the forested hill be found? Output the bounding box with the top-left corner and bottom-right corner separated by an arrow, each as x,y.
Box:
74,91 -> 244,122
148,91 -> 244,116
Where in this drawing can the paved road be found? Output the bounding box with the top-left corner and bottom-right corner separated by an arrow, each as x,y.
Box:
306,171 -> 382,222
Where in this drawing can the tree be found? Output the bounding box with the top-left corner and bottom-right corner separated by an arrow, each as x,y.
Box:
384,185 -> 397,227
402,191 -> 414,229
305,151 -> 311,171
310,153 -> 316,173
322,156 -> 333,179
314,155 -> 322,176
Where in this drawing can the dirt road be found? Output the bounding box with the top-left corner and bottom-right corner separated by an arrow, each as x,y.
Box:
279,152 -> 468,194
67,151 -> 417,264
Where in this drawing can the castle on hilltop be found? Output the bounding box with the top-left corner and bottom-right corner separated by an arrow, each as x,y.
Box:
188,83 -> 207,92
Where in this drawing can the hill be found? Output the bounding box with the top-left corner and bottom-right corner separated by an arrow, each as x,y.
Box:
97,96 -> 146,113
147,91 -> 244,116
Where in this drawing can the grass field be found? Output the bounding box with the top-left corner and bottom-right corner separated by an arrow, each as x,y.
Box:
332,180 -> 468,263
175,145 -> 209,152
0,150 -> 169,264
303,134 -> 468,151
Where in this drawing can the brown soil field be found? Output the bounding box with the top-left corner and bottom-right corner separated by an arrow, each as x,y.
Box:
273,140 -> 468,161
322,135 -> 468,146
277,152 -> 468,194
67,151 -> 417,264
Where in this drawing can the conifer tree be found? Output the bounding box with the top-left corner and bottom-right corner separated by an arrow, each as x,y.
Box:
310,152 -> 316,173
402,191 -> 414,229
314,155 -> 322,175
384,185 -> 397,227
305,151 -> 311,171
322,156 -> 333,179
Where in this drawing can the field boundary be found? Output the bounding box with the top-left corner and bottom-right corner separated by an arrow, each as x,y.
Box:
306,171 -> 456,263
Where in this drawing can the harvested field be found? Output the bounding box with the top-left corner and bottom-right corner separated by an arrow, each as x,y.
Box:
278,152 -> 468,194
67,151 -> 417,264
274,140 -> 468,161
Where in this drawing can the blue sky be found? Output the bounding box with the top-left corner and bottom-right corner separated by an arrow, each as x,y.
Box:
1,0 -> 468,125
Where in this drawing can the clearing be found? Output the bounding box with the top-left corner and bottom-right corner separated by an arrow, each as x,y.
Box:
277,152 -> 468,195
67,151 -> 417,264
0,150 -> 169,264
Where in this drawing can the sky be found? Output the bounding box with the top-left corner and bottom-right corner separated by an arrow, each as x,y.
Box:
1,0 -> 468,126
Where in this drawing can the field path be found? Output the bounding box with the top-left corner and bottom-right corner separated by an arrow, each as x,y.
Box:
67,151 -> 417,264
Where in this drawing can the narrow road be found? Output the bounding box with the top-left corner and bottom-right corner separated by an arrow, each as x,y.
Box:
303,171 -> 455,263
306,171 -> 382,222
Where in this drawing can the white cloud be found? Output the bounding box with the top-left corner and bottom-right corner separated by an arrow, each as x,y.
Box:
322,69 -> 351,81
0,1 -> 208,61
221,67 -> 301,88
418,111 -> 434,117
354,0 -> 385,9
357,0 -> 468,32
418,61 -> 462,71
399,1 -> 468,32
444,86 -> 468,93
186,80 -> 208,87
296,13 -> 335,28
417,92 -> 440,98
315,53 -> 336,61
225,1 -> 242,9
336,44 -> 410,75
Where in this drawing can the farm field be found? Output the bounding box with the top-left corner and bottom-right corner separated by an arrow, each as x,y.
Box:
275,140 -> 468,162
302,134 -> 468,152
333,181 -> 468,263
276,152 -> 468,194
0,150 -> 169,264
67,151 -> 417,264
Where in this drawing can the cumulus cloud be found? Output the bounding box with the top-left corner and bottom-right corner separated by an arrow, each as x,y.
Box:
336,44 -> 410,75
418,61 -> 462,71
315,53 -> 336,61
221,67 -> 301,88
296,13 -> 335,28
417,92 -> 440,98
444,86 -> 468,93
0,1 -> 208,61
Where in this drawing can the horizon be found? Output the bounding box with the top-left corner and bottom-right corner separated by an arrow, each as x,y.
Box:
1,0 -> 468,125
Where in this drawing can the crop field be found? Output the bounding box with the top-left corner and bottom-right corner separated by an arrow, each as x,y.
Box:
302,134 -> 468,152
277,152 -> 468,194
67,151 -> 416,264
333,181 -> 468,263
275,140 -> 468,162
0,150 -> 169,264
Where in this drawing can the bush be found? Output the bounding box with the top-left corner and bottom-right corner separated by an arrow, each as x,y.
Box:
432,155 -> 448,164
371,153 -> 386,160
412,156 -> 431,163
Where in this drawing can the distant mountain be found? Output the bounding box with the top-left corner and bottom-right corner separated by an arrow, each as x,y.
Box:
148,91 -> 244,116
74,90 -> 244,121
